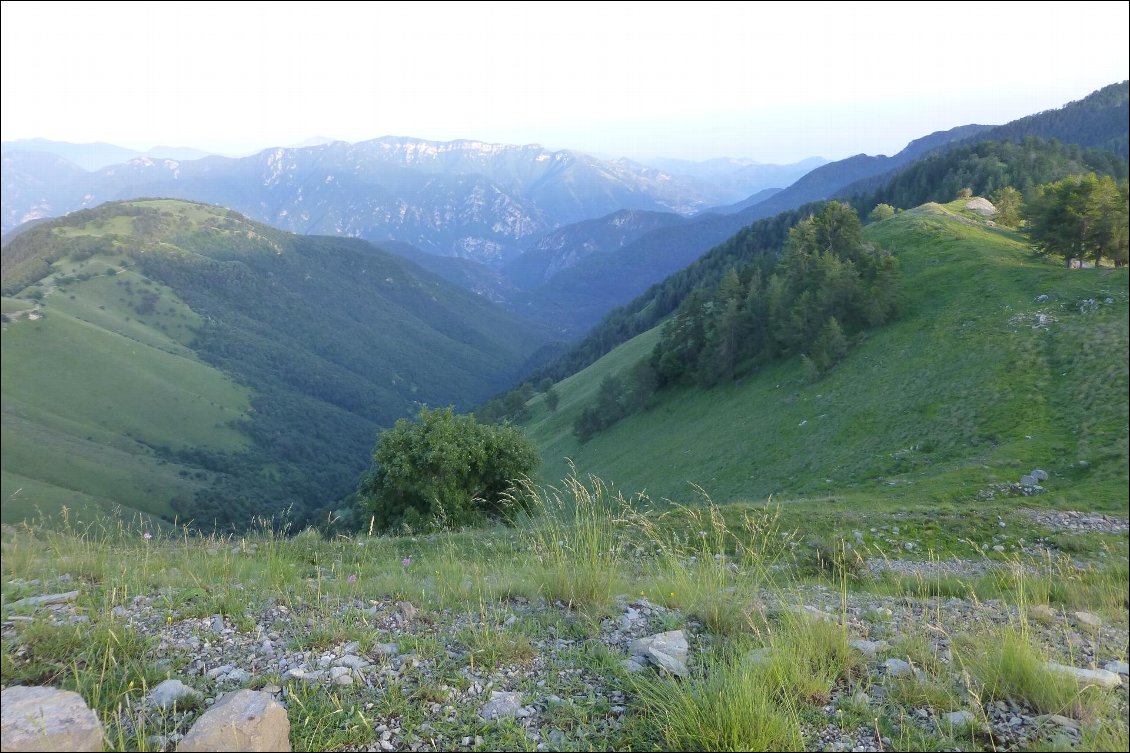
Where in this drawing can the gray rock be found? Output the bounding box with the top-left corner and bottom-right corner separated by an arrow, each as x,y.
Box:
211,615 -> 225,634
1031,469 -> 1049,481
207,664 -> 235,680
798,605 -> 838,622
479,691 -> 525,721
1103,660 -> 1129,676
372,643 -> 399,657
1044,662 -> 1122,689
941,710 -> 976,728
177,689 -> 290,751
281,668 -> 323,683
1072,611 -> 1101,628
335,655 -> 369,670
149,679 -> 201,711
1038,714 -> 1080,730
1020,474 -> 1037,486
8,591 -> 80,609
631,630 -> 689,677
341,641 -> 361,654
965,197 -> 997,216
850,639 -> 889,656
397,601 -> 418,622
620,658 -> 646,673
992,545 -> 1006,553
224,668 -> 252,685
883,658 -> 921,679
1,686 -> 104,752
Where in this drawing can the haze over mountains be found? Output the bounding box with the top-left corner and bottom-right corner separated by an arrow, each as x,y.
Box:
0,137 -> 822,261
6,82 -> 1125,341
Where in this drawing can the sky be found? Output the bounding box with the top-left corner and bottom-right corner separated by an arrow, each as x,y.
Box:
1,1 -> 1127,163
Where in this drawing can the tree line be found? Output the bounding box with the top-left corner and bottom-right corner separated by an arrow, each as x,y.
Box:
574,202 -> 902,441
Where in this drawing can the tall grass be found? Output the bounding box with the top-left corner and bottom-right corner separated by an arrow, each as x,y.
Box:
631,493 -> 794,636
630,645 -> 804,752
968,628 -> 1112,721
510,473 -> 635,611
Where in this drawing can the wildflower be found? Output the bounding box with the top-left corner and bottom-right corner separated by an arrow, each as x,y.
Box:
401,557 -> 412,567
347,575 -> 357,584
143,532 -> 152,541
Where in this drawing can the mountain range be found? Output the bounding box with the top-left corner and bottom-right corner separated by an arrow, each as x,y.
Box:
0,137 -> 821,263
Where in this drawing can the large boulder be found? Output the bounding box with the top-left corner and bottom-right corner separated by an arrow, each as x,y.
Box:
177,690 -> 290,751
964,197 -> 997,216
1,685 -> 104,752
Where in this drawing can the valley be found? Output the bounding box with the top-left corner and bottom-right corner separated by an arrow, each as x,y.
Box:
1,64 -> 1127,753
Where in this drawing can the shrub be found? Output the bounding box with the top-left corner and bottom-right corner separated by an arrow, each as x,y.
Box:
356,406 -> 538,532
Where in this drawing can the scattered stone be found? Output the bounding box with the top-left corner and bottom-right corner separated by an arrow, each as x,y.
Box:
1031,469 -> 1049,482
1,686 -> 104,752
335,655 -> 369,670
149,679 -> 202,711
631,630 -> 689,677
1072,611 -> 1101,628
224,668 -> 252,685
8,591 -> 80,609
1102,660 -> 1129,676
992,545 -> 1006,553
329,667 -> 353,686
1038,714 -> 1080,731
1029,604 -> 1058,624
620,658 -> 646,673
883,658 -> 920,679
211,615 -> 225,634
372,643 -> 399,657
1020,474 -> 1037,486
1044,662 -> 1122,689
797,605 -> 838,622
397,601 -> 418,622
850,639 -> 889,656
479,691 -> 525,721
941,710 -> 977,729
177,689 -> 290,751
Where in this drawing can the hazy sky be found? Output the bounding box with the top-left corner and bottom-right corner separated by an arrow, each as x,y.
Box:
2,1 -> 1127,163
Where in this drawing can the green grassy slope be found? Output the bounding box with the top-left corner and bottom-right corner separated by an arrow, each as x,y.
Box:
2,199 -> 550,527
1,246 -> 250,523
523,200 -> 1129,512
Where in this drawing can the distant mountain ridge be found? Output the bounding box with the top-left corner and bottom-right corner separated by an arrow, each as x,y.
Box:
0,136 -> 821,265
0,138 -> 215,171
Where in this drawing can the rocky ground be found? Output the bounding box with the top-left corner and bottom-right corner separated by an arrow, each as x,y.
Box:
4,565 -> 1127,752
